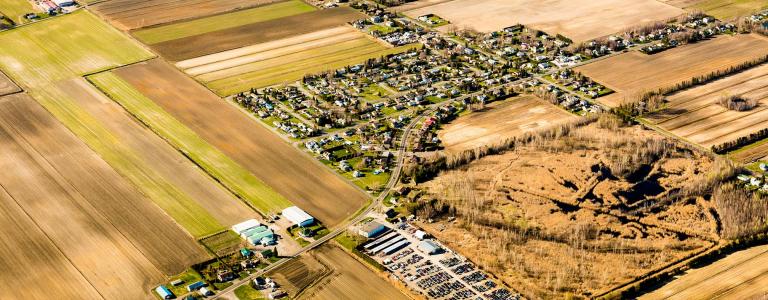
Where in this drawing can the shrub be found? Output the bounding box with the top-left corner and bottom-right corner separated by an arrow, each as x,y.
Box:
716,94 -> 757,111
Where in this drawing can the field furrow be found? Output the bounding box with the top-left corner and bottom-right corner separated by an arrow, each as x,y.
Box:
176,26 -> 354,69
113,59 -> 370,227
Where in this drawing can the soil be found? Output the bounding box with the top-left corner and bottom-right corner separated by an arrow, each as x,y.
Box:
404,0 -> 684,42
151,7 -> 367,61
575,34 -> 768,107
438,95 -> 576,152
91,0 -> 285,30
646,63 -> 768,152
114,59 -> 370,227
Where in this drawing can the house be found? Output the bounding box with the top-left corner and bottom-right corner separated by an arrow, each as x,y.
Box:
282,206 -> 315,227
155,286 -> 174,300
358,221 -> 388,238
217,270 -> 235,282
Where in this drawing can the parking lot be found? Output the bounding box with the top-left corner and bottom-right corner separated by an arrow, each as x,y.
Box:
360,219 -> 519,300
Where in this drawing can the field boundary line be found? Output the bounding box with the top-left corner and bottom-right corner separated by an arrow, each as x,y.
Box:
82,73 -> 279,218
0,98 -> 191,276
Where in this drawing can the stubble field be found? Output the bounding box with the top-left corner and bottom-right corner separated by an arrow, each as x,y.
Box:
639,244 -> 768,300
112,59 -> 370,227
645,63 -> 768,156
177,26 -> 416,94
661,0 -> 768,20
132,0 -> 316,45
88,70 -> 292,215
269,244 -> 409,299
438,95 -> 576,152
90,0 -> 286,30
576,34 -> 768,107
0,93 -> 211,298
0,71 -> 20,95
149,7 -> 367,61
403,0 -> 683,42
0,0 -> 34,24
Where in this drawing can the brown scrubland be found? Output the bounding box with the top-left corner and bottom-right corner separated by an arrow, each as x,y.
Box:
401,115 -> 752,299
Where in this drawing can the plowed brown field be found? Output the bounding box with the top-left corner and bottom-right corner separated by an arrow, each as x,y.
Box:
269,244 -> 408,300
151,7 -> 366,61
439,95 -> 576,152
113,59 -> 369,227
0,71 -> 19,96
60,78 -> 258,229
403,0 -> 683,42
0,93 -> 188,299
639,244 -> 768,300
90,0 -> 285,30
576,34 -> 768,107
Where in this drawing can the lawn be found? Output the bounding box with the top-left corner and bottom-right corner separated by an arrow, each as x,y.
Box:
0,0 -> 36,24
132,0 -> 316,45
234,284 -> 265,300
208,44 -> 421,95
88,72 -> 294,215
691,0 -> 768,19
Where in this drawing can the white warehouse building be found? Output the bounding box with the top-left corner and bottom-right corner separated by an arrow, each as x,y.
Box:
282,206 -> 315,227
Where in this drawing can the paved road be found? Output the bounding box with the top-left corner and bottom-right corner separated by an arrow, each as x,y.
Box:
212,17 -> 660,299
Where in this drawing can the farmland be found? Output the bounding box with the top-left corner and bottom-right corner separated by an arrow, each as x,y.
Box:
268,244 -> 409,300
88,70 -> 292,215
149,7 -> 367,61
575,34 -> 768,107
0,10 -> 154,88
0,93 -> 210,298
415,118 -> 718,298
0,10 -> 241,237
438,95 -> 576,152
662,0 -> 768,19
112,59 -> 370,227
645,63 -> 768,154
0,0 -> 35,24
0,71 -> 19,95
639,244 -> 768,299
90,0 -> 286,30
132,0 -> 316,45
403,0 -> 684,42
177,26 -> 417,94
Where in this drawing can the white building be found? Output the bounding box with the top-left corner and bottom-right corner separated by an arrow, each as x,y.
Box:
282,206 -> 315,227
231,219 -> 260,234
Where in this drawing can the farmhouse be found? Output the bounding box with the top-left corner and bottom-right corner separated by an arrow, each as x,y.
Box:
282,206 -> 315,227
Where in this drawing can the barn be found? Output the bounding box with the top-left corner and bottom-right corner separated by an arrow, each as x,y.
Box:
282,206 -> 315,227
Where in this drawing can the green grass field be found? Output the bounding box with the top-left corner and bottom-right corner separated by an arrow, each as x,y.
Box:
132,0 -> 316,45
207,44 -> 421,95
234,284 -> 265,300
88,72 -> 293,215
692,0 -> 768,19
0,11 -> 227,237
0,10 -> 154,87
0,0 -> 36,24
